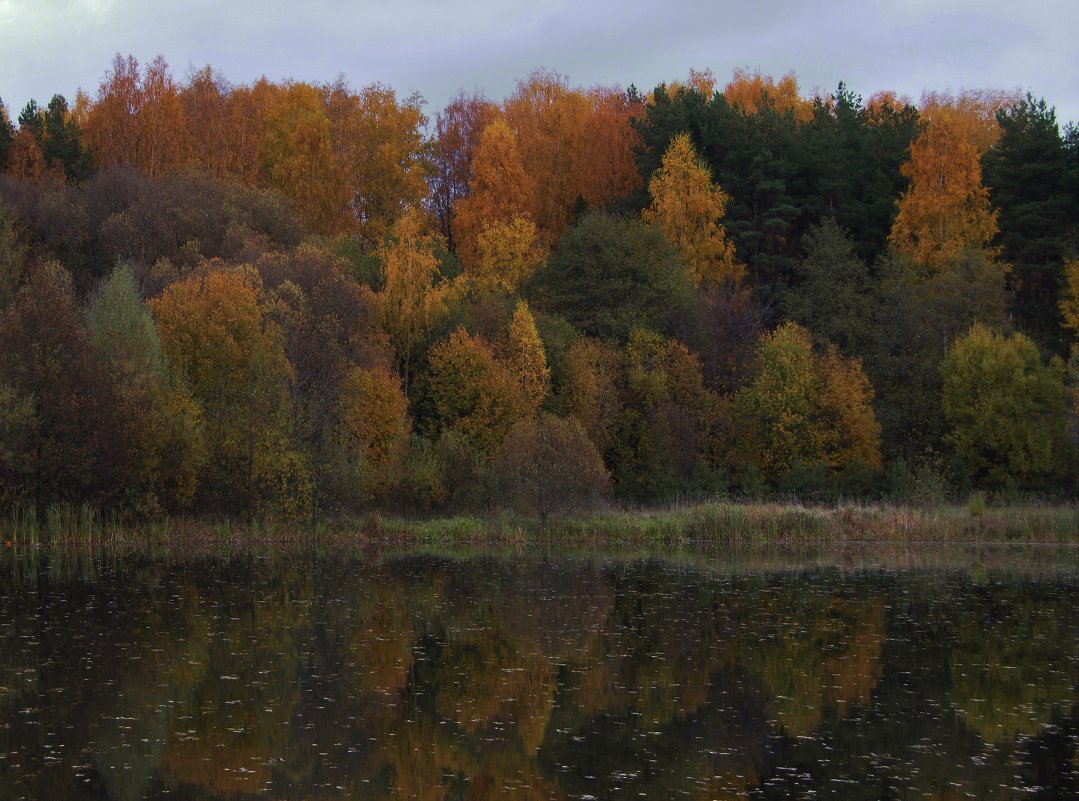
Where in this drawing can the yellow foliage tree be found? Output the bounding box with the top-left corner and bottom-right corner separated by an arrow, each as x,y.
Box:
150,266 -> 309,517
733,322 -> 881,476
724,67 -> 812,121
425,327 -> 528,455
941,323 -> 1070,487
888,118 -> 999,273
262,82 -> 347,235
376,208 -> 452,392
336,364 -> 411,502
643,132 -> 743,287
501,300 -> 550,416
919,88 -> 1024,154
470,216 -> 543,293
654,67 -> 717,102
327,80 -> 431,247
1061,257 -> 1079,338
503,70 -> 592,246
622,329 -> 722,488
564,337 -> 623,454
1062,258 -> 1079,415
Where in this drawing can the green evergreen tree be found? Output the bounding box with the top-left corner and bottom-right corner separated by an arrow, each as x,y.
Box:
0,97 -> 15,170
983,96 -> 1079,354
785,218 -> 875,355
42,95 -> 93,182
802,85 -> 921,266
16,99 -> 42,141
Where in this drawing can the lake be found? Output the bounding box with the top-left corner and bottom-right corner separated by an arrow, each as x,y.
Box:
1,546 -> 1076,799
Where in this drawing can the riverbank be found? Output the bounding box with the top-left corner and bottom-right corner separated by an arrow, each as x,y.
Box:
3,500 -> 1077,550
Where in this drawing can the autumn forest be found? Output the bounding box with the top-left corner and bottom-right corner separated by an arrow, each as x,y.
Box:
1,57 -> 1077,522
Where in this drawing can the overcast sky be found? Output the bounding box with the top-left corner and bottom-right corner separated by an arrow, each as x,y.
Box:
2,0 -> 1077,127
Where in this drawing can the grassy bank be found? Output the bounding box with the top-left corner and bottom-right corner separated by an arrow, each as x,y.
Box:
2,500 -> 1076,550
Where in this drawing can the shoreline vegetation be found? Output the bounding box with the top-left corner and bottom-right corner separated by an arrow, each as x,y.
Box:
3,500 -> 1076,552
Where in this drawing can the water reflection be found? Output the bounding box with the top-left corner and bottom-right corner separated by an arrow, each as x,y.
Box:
0,550 -> 1075,799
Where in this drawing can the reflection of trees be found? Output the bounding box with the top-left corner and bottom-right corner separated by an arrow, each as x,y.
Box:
750,574 -> 1077,799
159,559 -> 312,797
327,557 -> 590,800
949,583 -> 1078,744
540,562 -> 770,798
572,564 -> 731,724
2,554 -> 1076,798
737,582 -> 887,736
0,559 -> 212,801
343,573 -> 416,724
543,655 -> 768,799
90,575 -> 210,801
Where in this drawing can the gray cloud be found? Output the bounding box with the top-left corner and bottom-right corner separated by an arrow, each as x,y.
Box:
1,0 -> 1076,124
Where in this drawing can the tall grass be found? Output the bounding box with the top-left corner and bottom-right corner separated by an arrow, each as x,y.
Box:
2,499 -> 1076,551
3,503 -> 170,548
544,501 -> 1078,546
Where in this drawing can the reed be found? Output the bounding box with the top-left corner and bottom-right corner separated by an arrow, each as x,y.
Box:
2,500 -> 1076,550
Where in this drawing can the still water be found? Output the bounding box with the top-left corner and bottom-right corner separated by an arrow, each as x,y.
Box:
0,547 -> 1075,799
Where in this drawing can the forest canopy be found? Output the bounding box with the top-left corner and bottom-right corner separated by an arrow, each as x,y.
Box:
1,58 -> 1076,520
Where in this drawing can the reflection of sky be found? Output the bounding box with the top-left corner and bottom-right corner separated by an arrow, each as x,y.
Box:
1,0 -> 1077,125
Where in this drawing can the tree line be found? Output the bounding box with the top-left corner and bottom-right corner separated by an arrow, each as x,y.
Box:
0,59 -> 1077,521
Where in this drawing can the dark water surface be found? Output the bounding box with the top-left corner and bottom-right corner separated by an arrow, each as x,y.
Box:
0,546 -> 1076,799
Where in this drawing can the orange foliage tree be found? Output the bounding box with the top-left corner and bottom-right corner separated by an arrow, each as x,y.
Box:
503,70 -> 642,247
724,67 -> 812,121
431,91 -> 501,247
452,116 -> 535,271
581,86 -> 645,209
6,128 -> 45,180
888,118 -> 999,273
84,54 -> 188,176
221,79 -> 276,184
180,65 -> 268,181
